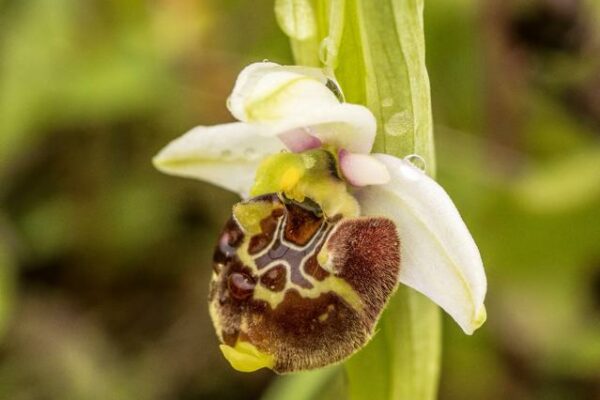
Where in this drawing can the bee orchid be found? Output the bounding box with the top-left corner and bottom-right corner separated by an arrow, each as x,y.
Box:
153,62 -> 487,374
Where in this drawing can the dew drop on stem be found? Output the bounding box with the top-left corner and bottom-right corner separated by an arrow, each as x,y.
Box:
319,37 -> 333,66
404,154 -> 427,172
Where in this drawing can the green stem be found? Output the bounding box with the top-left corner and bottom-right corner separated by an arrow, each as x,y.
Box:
334,1 -> 441,399
274,0 -> 441,399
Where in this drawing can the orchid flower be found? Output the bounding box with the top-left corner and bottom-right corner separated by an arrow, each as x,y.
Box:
153,62 -> 487,374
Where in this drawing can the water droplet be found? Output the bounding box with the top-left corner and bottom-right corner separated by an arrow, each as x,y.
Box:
384,111 -> 412,137
262,58 -> 270,63
319,37 -> 333,66
382,98 -> 394,107
404,154 -> 427,172
325,78 -> 345,103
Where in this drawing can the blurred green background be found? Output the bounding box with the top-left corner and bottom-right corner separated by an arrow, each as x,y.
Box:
0,0 -> 599,399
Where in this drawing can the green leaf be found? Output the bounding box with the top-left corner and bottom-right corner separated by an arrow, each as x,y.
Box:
275,0 -> 318,40
275,0 -> 321,66
335,0 -> 435,167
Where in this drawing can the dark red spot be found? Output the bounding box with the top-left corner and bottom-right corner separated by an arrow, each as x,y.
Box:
283,202 -> 323,246
224,218 -> 245,247
248,235 -> 270,255
248,209 -> 284,255
260,265 -> 287,292
272,207 -> 285,218
213,218 -> 245,267
303,254 -> 330,281
228,272 -> 256,300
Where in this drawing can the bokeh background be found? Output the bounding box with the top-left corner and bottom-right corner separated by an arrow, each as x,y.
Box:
0,0 -> 599,399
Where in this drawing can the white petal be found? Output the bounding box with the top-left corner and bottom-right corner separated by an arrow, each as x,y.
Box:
153,123 -> 285,197
228,62 -> 329,121
356,154 -> 487,334
339,150 -> 391,186
228,62 -> 376,153
268,103 -> 376,154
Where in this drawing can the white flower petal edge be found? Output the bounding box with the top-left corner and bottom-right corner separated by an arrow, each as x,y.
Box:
153,122 -> 285,197
228,62 -> 329,120
228,62 -> 376,154
356,154 -> 487,334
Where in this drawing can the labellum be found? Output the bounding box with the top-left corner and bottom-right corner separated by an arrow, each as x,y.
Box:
210,192 -> 401,373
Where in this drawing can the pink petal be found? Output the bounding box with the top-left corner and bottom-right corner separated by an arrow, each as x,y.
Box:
339,150 -> 391,187
278,128 -> 322,153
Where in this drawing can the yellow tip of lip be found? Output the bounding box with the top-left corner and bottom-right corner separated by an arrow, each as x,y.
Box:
219,341 -> 275,372
469,306 -> 487,334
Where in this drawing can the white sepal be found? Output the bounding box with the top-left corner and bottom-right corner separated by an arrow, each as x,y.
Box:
356,154 -> 487,334
153,122 -> 285,197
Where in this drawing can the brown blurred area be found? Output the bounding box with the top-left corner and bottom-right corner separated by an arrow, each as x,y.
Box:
0,0 -> 599,399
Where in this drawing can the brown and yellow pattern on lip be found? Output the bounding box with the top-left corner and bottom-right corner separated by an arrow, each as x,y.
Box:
209,193 -> 400,373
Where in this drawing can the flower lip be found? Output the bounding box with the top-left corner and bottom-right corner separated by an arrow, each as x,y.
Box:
210,193 -> 402,373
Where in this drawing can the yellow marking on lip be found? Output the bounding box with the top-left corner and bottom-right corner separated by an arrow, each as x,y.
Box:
233,200 -> 281,236
253,275 -> 363,313
317,247 -> 332,272
219,341 -> 275,372
237,240 -> 257,272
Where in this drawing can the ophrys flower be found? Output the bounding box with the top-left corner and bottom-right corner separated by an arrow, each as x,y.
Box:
153,62 -> 487,373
